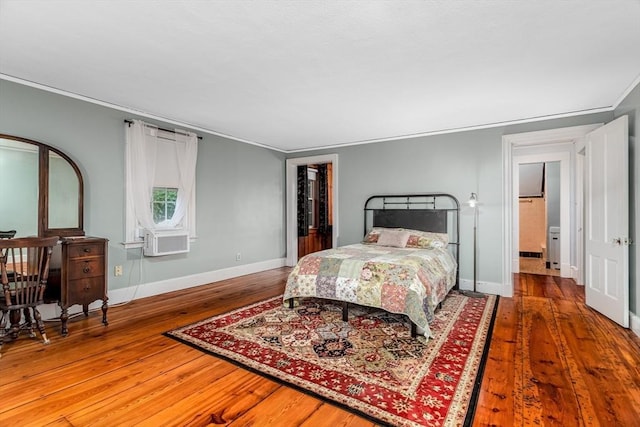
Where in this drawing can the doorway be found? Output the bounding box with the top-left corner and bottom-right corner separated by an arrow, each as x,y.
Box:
501,124 -> 602,297
285,154 -> 338,267
518,161 -> 561,276
297,163 -> 334,259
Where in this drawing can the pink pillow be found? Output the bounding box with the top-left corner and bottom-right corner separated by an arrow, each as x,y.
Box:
375,229 -> 410,248
363,227 -> 449,249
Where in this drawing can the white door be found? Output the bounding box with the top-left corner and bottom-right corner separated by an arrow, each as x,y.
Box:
585,115 -> 629,327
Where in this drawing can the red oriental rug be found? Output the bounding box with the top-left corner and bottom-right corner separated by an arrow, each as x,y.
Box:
165,292 -> 498,426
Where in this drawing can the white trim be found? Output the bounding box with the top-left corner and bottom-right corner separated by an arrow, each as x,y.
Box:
613,73 -> 640,109
575,146 -> 585,286
0,73 -> 284,153
631,312 -> 640,338
284,108 -> 613,153
285,154 -> 339,266
40,257 -> 286,321
501,137 -> 514,297
502,124 -> 602,296
458,278 -> 503,297
570,265 -> 580,282
505,124 -> 602,147
1,73 -> 620,155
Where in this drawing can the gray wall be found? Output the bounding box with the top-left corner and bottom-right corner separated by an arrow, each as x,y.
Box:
546,161 -> 561,228
0,80 -> 287,291
2,77 -> 638,318
614,81 -> 640,315
292,113 -> 615,288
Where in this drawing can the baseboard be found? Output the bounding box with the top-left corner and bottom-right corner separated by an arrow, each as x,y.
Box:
458,278 -> 504,297
40,257 -> 287,321
631,312 -> 640,338
570,266 -> 579,282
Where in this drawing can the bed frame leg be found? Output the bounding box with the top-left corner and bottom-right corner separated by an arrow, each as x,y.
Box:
288,298 -> 293,309
342,302 -> 348,322
411,322 -> 417,338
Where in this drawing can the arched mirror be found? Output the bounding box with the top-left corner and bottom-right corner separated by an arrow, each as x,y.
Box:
0,134 -> 84,237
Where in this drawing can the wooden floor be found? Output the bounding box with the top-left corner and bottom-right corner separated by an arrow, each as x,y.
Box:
1,269 -> 639,426
519,256 -> 560,277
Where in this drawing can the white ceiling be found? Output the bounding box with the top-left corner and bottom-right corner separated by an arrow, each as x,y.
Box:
1,1 -> 639,152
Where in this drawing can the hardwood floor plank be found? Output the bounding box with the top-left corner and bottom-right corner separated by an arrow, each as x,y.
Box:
1,267 -> 639,425
135,368 -> 283,426
556,276 -> 585,302
554,299 -> 640,426
0,349 -> 220,425
300,403 -> 377,427
519,297 -> 582,426
70,355 -> 236,426
474,297 -> 519,426
42,418 -> 74,426
540,275 -> 565,300
228,386 -> 325,426
0,332 -> 184,385
65,355 -> 230,425
0,336 -> 189,411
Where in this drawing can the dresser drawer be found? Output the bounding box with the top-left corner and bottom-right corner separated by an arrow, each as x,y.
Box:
67,242 -> 105,259
53,236 -> 109,336
68,258 -> 105,280
66,277 -> 106,304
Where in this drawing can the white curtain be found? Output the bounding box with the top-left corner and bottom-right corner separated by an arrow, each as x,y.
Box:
125,120 -> 157,233
157,130 -> 198,228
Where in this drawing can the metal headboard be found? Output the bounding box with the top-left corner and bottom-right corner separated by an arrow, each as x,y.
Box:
364,193 -> 460,288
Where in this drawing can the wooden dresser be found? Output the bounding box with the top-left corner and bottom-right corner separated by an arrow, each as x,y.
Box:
46,236 -> 109,336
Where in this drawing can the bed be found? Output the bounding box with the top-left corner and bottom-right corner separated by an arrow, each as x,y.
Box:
284,193 -> 460,339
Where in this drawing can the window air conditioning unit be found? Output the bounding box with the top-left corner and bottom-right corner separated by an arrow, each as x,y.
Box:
143,229 -> 190,256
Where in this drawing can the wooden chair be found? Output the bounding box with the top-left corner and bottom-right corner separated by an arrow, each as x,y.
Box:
0,236 -> 59,357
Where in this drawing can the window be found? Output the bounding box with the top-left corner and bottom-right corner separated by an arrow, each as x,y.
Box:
124,120 -> 198,246
152,187 -> 178,224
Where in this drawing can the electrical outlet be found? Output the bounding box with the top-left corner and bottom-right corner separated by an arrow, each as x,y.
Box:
114,265 -> 123,276
236,252 -> 241,261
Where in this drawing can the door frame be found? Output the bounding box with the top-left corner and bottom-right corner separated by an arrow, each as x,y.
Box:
502,124 -> 601,297
285,154 -> 338,266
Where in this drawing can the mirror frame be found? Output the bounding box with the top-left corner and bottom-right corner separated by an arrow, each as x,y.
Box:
0,134 -> 84,237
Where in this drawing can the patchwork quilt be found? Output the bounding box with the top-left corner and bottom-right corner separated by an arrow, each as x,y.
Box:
283,243 -> 457,338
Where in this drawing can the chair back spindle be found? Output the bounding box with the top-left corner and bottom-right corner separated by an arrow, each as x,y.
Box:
0,236 -> 59,357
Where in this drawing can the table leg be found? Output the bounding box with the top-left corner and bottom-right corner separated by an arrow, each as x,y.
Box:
101,300 -> 108,325
60,307 -> 69,336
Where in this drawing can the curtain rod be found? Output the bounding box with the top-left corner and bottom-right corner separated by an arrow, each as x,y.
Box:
124,119 -> 202,140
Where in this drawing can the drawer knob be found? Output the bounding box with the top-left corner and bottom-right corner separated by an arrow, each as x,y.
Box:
83,248 -> 91,253
83,263 -> 91,274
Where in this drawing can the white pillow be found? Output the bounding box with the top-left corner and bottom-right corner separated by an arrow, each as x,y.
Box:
376,229 -> 410,248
